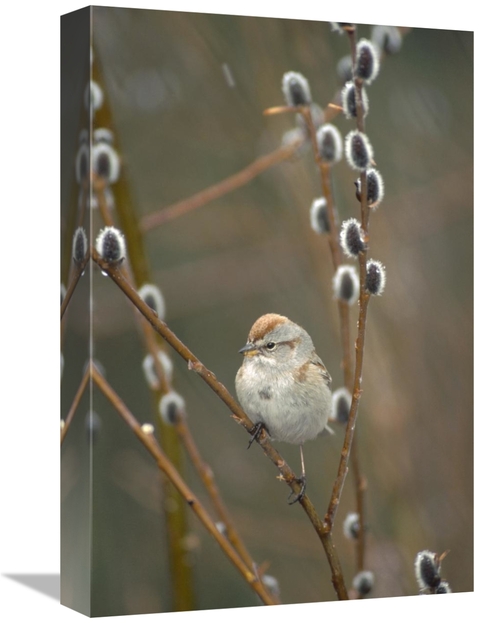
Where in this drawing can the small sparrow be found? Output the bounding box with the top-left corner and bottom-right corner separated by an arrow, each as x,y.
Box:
235,313 -> 333,503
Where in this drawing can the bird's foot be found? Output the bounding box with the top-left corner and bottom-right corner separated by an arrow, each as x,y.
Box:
288,475 -> 306,505
247,422 -> 267,449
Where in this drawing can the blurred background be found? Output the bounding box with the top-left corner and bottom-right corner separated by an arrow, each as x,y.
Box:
61,7 -> 473,616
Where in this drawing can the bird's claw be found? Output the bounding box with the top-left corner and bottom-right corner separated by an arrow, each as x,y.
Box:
247,422 -> 266,449
288,476 -> 306,505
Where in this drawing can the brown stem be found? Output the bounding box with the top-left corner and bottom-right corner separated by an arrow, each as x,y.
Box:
324,285 -> 370,531
60,251 -> 90,320
300,106 -> 341,269
339,29 -> 371,567
338,301 -> 353,388
350,435 -> 366,571
144,322 -> 259,578
300,105 -> 355,401
60,363 -> 90,445
140,141 -> 299,232
94,176 -> 115,227
90,362 -> 277,606
175,418 -> 259,577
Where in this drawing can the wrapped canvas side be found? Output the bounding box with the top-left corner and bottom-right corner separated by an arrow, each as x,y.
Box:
60,7 -> 91,616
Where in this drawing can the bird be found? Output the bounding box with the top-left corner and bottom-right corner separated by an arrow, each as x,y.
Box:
235,313 -> 333,503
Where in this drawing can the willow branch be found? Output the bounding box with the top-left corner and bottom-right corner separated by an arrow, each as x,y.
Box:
90,362 -> 277,606
298,103 -> 360,551
324,27 -> 372,537
140,141 -> 299,232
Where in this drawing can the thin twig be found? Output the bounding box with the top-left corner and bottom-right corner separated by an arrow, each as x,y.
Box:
61,364 -> 90,445
301,106 -> 341,269
140,141 -> 299,231
300,105 -> 355,382
324,287 -> 370,529
90,362 -> 277,606
141,311 -> 260,576
94,176 -> 115,227
60,252 -> 89,320
350,436 -> 366,571
263,104 -> 297,115
175,418 -> 259,576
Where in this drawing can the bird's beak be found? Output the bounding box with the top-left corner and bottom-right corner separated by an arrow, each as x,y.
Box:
239,343 -> 259,357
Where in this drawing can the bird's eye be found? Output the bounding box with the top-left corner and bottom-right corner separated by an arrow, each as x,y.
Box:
265,342 -> 276,350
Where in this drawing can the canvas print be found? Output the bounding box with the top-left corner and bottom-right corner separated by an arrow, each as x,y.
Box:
60,6 -> 473,616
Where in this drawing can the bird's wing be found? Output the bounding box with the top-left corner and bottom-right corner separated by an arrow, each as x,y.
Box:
311,353 -> 332,387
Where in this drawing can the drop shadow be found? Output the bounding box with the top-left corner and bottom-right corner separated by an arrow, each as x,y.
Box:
3,574 -> 60,600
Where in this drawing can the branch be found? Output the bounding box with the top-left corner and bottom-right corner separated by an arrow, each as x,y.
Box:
140,141 -> 299,232
324,27 -> 372,537
324,288 -> 370,530
174,417 -> 258,576
60,363 -> 90,445
90,362 -> 277,606
298,106 -> 354,386
60,251 -> 89,320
